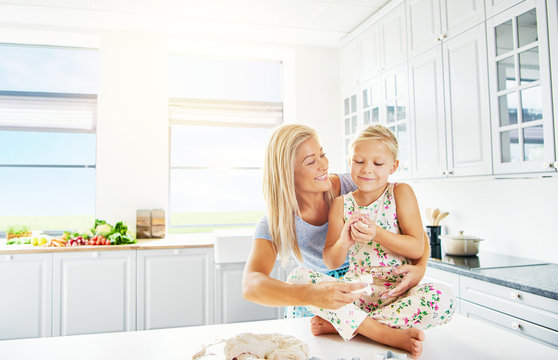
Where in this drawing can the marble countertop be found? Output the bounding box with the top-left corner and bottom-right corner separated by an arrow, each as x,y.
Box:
428,257 -> 558,300
0,233 -> 215,254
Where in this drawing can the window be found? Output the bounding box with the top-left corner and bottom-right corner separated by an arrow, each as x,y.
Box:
0,44 -> 98,234
169,55 -> 282,233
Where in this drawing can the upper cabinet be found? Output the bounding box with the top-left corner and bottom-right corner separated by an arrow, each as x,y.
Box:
487,0 -> 556,174
407,0 -> 485,58
340,0 -> 557,179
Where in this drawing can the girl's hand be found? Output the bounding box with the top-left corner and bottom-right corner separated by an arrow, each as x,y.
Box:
308,281 -> 366,310
350,216 -> 377,245
339,214 -> 366,248
379,264 -> 423,298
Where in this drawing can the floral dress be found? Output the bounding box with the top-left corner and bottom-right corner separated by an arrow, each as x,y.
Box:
287,183 -> 455,340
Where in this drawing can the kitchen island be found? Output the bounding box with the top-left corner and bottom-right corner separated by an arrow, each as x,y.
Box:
0,315 -> 556,359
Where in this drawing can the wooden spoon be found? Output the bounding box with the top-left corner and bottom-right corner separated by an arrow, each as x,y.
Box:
432,208 -> 440,225
434,211 -> 449,226
425,208 -> 434,225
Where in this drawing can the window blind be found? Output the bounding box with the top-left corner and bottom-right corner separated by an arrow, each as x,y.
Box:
169,98 -> 282,127
0,93 -> 97,132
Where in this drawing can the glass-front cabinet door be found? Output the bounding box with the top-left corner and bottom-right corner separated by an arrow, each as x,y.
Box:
488,0 -> 555,174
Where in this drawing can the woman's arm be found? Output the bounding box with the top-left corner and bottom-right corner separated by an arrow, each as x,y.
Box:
242,238 -> 365,308
354,183 -> 424,259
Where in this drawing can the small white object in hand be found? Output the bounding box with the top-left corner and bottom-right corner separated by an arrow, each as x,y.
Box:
349,274 -> 374,296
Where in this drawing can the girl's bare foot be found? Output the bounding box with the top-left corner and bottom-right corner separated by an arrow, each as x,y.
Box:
309,316 -> 337,335
366,325 -> 425,359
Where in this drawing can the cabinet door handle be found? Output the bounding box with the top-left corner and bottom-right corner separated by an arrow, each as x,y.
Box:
447,170 -> 454,175
442,33 -> 447,39
5,255 -> 12,261
510,291 -> 520,300
511,321 -> 522,330
442,170 -> 448,176
215,264 -> 223,270
543,162 -> 554,169
92,252 -> 99,258
173,249 -> 180,255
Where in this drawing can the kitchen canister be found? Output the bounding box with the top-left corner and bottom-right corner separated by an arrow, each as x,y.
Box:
426,225 -> 442,259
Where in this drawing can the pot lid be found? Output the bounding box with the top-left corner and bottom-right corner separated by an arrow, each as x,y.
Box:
440,230 -> 483,241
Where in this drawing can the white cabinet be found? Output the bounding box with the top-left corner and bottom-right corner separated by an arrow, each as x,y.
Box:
409,21 -> 492,178
137,248 -> 214,330
407,0 -> 485,58
460,276 -> 558,348
340,38 -> 360,93
408,47 -> 447,178
0,253 -> 52,340
442,22 -> 493,176
488,0 -> 555,174
360,2 -> 407,82
52,250 -> 136,336
214,262 -> 281,324
485,0 -> 525,18
548,0 -> 558,168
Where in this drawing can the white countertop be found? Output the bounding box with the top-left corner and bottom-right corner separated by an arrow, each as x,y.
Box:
0,315 -> 556,359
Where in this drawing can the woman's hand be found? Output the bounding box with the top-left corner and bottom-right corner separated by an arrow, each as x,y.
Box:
307,281 -> 366,310
379,264 -> 424,298
350,216 -> 377,245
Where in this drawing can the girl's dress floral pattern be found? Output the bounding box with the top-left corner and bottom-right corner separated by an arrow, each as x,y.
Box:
287,183 -> 455,340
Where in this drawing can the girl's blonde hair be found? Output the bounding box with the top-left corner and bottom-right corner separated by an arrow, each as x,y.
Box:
263,124 -> 335,264
349,124 -> 399,159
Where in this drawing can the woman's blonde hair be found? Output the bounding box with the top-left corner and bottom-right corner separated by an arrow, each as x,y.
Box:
263,124 -> 335,264
349,124 -> 398,160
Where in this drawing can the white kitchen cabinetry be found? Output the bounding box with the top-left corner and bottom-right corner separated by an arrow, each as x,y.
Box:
214,262 -> 281,324
360,2 -> 407,81
485,0 -> 525,18
460,276 -> 558,348
408,47 -> 447,178
425,265 -> 558,349
407,0 -> 485,59
487,0 -> 556,175
137,247 -> 214,330
409,21 -> 492,178
0,253 -> 52,340
52,250 -> 136,336
340,38 -> 360,93
548,0 -> 558,168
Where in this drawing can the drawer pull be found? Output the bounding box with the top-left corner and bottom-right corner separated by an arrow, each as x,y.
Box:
510,291 -> 520,300
511,321 -> 522,330
5,255 -> 12,261
173,249 -> 180,255
92,252 -> 99,258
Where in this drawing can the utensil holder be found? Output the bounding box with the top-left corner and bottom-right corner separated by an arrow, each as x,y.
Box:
426,225 -> 442,259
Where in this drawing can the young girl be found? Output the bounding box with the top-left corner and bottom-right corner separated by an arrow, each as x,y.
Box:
287,125 -> 454,359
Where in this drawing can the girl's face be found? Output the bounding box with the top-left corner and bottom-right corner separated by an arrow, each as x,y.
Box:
351,139 -> 398,194
294,136 -> 332,194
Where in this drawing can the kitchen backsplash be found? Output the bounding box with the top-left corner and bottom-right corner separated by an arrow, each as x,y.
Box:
412,175 -> 558,264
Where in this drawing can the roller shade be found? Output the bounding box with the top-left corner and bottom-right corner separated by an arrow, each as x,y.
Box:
0,93 -> 97,132
169,98 -> 282,127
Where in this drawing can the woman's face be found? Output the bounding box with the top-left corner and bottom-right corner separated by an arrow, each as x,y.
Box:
351,139 -> 398,194
294,136 -> 332,194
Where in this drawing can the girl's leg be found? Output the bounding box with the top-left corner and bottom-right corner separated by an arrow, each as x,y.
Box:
309,315 -> 425,359
287,267 -> 368,340
370,282 -> 456,330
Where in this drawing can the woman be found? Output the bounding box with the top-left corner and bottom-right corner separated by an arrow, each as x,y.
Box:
242,124 -> 450,358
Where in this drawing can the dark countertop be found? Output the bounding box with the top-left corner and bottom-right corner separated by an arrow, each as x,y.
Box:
428,257 -> 558,300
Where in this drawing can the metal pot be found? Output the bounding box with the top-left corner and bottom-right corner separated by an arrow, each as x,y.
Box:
439,231 -> 483,256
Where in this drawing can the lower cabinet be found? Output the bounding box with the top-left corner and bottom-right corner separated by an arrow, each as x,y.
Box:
425,265 -> 558,349
0,253 -> 52,340
52,250 -> 136,336
137,248 -> 214,330
214,262 -> 281,324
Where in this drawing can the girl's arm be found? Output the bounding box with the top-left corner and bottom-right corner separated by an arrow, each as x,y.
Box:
353,183 -> 424,259
242,238 -> 364,309
323,197 -> 362,269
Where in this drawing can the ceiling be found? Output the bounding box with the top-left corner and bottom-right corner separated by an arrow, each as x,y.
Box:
0,0 -> 391,47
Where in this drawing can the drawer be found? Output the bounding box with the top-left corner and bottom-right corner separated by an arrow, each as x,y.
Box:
423,266 -> 460,297
460,276 -> 558,332
461,299 -> 558,349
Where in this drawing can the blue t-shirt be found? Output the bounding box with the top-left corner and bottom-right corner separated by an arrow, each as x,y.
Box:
253,173 -> 357,273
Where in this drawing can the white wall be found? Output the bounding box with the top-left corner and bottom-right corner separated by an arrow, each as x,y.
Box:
412,176 -> 558,263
